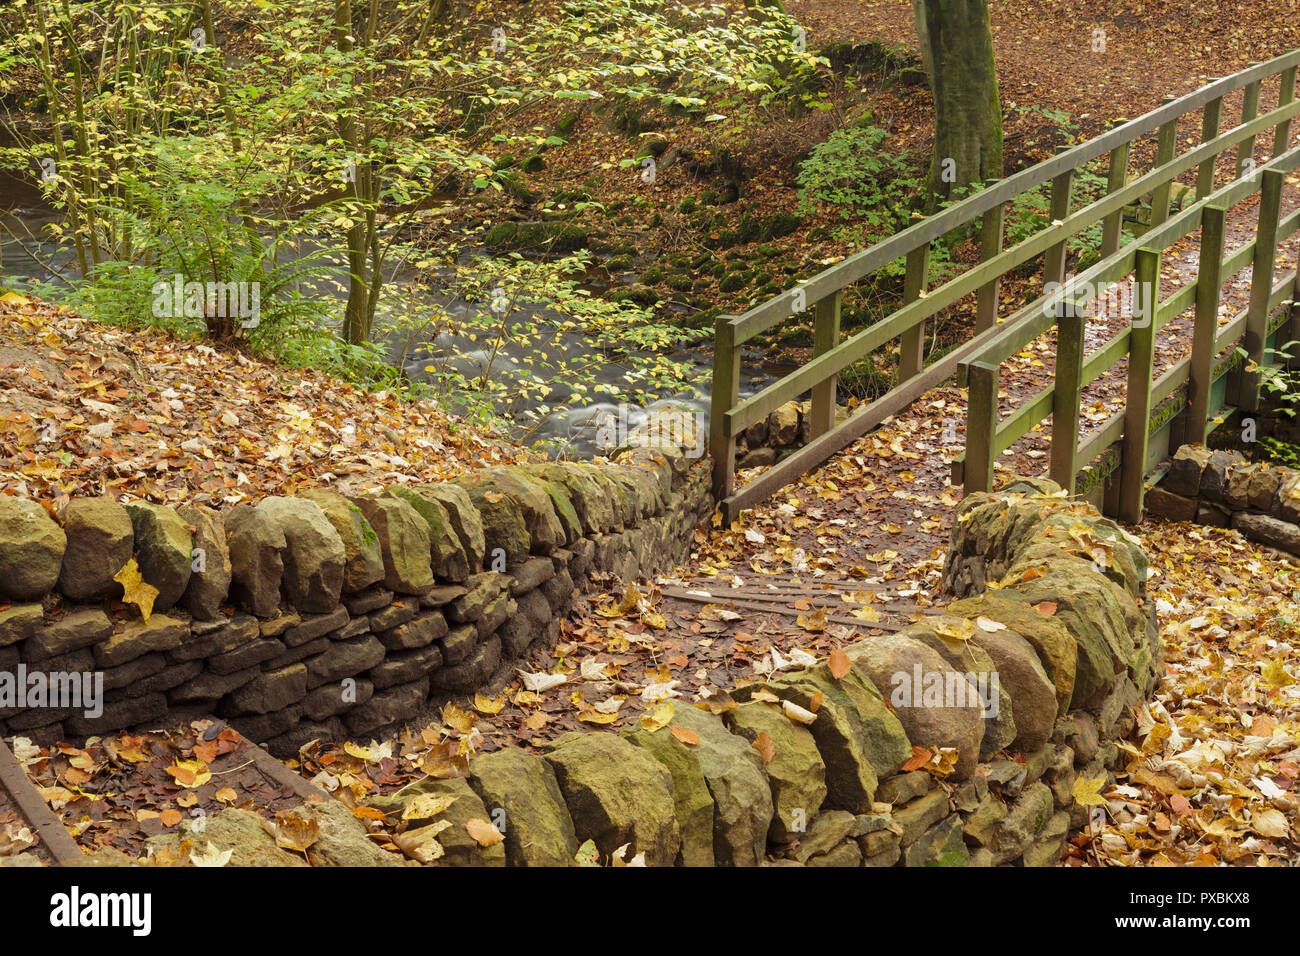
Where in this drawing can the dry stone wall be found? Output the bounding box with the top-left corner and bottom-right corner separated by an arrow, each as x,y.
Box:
1146,444 -> 1300,556
297,476 -> 1162,868
0,409 -> 712,757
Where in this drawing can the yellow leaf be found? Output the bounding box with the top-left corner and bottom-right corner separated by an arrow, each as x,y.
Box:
850,606 -> 881,623
166,759 -> 211,789
933,617 -> 977,642
402,793 -> 458,822
1251,808 -> 1290,839
795,607 -> 828,631
1260,658 -> 1296,687
274,813 -> 320,853
1073,775 -> 1109,807
0,291 -> 30,305
641,701 -> 675,732
577,708 -> 620,725
113,558 -> 159,623
473,693 -> 506,715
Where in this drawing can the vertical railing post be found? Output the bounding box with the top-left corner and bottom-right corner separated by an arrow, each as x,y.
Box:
1289,240 -> 1300,373
1237,70 -> 1262,178
899,243 -> 930,381
710,314 -> 740,504
809,290 -> 842,438
976,180 -> 1005,333
1274,64 -> 1298,158
1242,168 -> 1285,413
1051,303 -> 1084,494
1101,125 -> 1131,258
1187,203 -> 1228,447
1196,94 -> 1223,200
964,361 -> 998,494
1043,147 -> 1074,291
1150,99 -> 1179,227
1119,248 -> 1161,523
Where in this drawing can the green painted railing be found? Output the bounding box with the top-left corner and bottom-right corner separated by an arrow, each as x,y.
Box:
710,50 -> 1300,524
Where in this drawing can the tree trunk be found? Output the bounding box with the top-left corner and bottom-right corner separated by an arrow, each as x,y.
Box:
912,0 -> 1002,206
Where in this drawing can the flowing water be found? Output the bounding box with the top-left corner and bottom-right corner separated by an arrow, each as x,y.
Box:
0,167 -> 777,457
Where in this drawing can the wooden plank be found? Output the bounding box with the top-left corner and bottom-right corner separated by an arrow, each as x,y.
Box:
976,180 -> 1005,332
1276,64 -> 1299,157
1101,133 -> 1131,258
1237,72 -> 1262,178
718,310 -> 1014,520
1188,203 -> 1228,446
1044,148 -> 1076,288
1197,95 -> 1223,199
1119,249 -> 1161,522
709,314 -> 740,500
899,244 -> 930,381
809,291 -> 842,438
965,362 -> 999,494
966,140 -> 1300,371
1242,168 -> 1285,411
0,736 -> 83,864
1151,101 -> 1180,227
1051,307 -> 1085,492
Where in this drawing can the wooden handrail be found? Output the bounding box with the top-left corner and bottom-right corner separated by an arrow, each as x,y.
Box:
711,51 -> 1300,520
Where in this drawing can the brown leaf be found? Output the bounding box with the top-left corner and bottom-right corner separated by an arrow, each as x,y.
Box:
828,648 -> 851,680
1034,601 -> 1057,616
465,818 -> 505,847
751,732 -> 776,764
670,725 -> 699,746
901,746 -> 932,772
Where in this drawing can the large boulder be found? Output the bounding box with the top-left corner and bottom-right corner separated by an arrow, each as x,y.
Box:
376,776 -> 506,866
725,699 -> 827,844
971,627 -> 1058,752
668,704 -> 773,867
389,487 -> 472,582
905,618 -> 1016,758
297,489 -> 385,593
622,722 -> 716,867
845,632 -> 985,780
58,498 -> 133,602
257,497 -> 345,612
743,660 -> 910,811
948,593 -> 1076,717
406,483 -> 487,570
468,748 -> 578,867
177,504 -> 232,620
455,468 -> 564,555
351,494 -> 435,595
544,733 -> 680,866
125,502 -> 193,612
225,504 -> 286,617
523,464 -> 616,534
0,497 -> 65,601
450,478 -> 531,570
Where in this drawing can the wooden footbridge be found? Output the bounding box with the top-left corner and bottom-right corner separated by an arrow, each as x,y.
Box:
710,50 -> 1300,525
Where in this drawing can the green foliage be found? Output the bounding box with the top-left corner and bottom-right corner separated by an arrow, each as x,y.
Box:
796,124 -> 923,274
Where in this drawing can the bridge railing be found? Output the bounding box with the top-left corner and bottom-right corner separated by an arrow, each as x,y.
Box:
710,49 -> 1300,524
955,145 -> 1300,521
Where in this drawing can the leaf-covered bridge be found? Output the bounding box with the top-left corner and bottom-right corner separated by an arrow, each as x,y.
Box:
710,50 -> 1300,524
